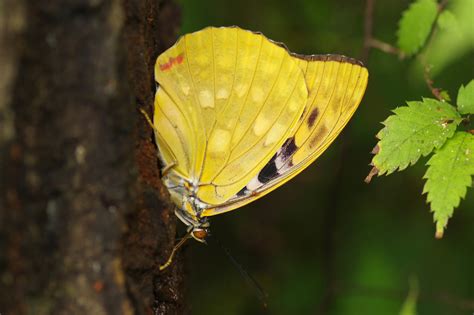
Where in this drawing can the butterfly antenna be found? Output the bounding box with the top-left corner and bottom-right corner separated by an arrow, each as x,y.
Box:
210,235 -> 268,308
159,231 -> 192,271
138,107 -> 156,131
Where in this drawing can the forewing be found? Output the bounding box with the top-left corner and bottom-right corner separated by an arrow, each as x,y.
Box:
202,55 -> 368,216
155,26 -> 309,205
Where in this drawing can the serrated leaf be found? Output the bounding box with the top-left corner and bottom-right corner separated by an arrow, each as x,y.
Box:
423,131 -> 474,237
457,80 -> 474,114
397,0 -> 438,55
439,89 -> 451,102
372,98 -> 462,175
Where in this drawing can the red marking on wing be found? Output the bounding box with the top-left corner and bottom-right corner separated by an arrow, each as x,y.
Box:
159,53 -> 185,71
159,63 -> 172,71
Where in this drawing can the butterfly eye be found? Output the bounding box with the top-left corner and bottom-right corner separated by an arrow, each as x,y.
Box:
192,228 -> 209,242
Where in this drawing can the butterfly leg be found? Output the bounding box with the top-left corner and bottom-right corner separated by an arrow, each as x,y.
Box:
161,162 -> 177,177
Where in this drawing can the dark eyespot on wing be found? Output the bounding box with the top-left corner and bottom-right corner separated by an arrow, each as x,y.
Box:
309,125 -> 328,149
258,153 -> 278,184
307,108 -> 319,128
299,106 -> 307,121
281,137 -> 297,159
236,186 -> 249,197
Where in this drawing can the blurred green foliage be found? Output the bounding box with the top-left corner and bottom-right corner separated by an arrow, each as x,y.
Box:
396,0 -> 438,55
177,0 -> 474,314
399,277 -> 419,315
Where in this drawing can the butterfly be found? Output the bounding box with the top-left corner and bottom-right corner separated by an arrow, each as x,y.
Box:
152,26 -> 368,249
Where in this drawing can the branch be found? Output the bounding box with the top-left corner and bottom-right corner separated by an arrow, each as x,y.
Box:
368,38 -> 404,57
361,0 -> 375,62
361,0 -> 405,61
423,64 -> 445,101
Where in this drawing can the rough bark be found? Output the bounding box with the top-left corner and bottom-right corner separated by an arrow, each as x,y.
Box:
0,0 -> 183,314
122,1 -> 184,315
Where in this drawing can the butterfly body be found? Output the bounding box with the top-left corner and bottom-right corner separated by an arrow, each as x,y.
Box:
153,26 -> 368,241
160,168 -> 210,241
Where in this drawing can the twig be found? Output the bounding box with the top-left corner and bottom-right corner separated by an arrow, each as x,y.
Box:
438,0 -> 449,12
423,65 -> 445,101
416,0 -> 451,101
361,0 -> 375,63
368,38 -> 404,57
361,0 -> 406,60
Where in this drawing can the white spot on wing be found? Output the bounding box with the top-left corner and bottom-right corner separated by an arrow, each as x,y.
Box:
199,90 -> 214,108
216,88 -> 229,100
246,175 -> 262,191
275,153 -> 285,169
274,148 -> 292,174
208,129 -> 230,154
253,114 -> 270,136
264,123 -> 286,146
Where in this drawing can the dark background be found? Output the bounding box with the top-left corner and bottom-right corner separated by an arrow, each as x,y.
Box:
179,0 -> 473,314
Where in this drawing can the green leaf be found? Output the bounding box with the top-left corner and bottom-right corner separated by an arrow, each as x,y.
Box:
424,0 -> 474,76
439,89 -> 451,102
423,131 -> 474,237
437,10 -> 459,31
457,80 -> 474,114
372,98 -> 462,175
397,0 -> 438,55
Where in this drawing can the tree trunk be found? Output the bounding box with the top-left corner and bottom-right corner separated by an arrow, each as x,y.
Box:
0,1 -> 183,314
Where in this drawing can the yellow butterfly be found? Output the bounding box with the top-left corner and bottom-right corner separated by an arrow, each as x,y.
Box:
152,26 -> 368,259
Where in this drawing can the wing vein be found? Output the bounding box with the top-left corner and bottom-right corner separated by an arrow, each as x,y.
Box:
198,28 -> 239,180
295,61 -> 343,152
184,36 -> 205,177
321,66 -> 364,148
211,73 -> 300,187
227,50 -> 287,159
156,98 -> 191,173
207,35 -> 264,183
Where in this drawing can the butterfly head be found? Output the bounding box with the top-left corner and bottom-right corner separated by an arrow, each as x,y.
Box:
190,226 -> 210,243
174,203 -> 211,242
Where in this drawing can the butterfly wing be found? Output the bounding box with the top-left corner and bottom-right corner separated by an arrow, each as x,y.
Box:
154,27 -> 309,206
201,54 -> 369,216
